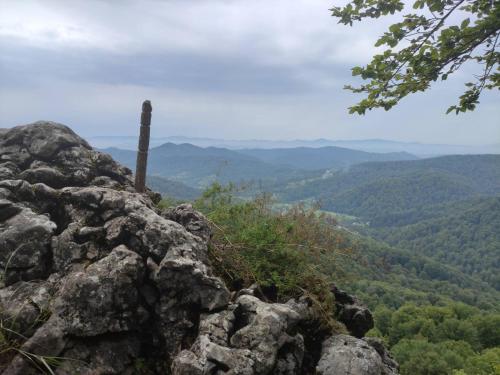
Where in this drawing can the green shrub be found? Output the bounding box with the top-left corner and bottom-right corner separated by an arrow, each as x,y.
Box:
194,183 -> 353,331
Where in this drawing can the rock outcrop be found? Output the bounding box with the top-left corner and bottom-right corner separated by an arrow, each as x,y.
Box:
317,335 -> 398,375
0,122 -> 398,374
331,284 -> 374,338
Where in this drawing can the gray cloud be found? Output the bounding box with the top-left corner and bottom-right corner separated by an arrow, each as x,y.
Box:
0,0 -> 498,146
0,38 -> 348,94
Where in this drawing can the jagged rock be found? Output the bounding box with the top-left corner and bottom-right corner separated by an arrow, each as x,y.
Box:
0,204 -> 56,286
0,121 -> 134,190
230,295 -> 305,373
54,245 -> 147,336
54,334 -> 142,375
0,199 -> 21,221
1,121 -> 90,159
0,280 -> 54,337
0,162 -> 19,180
18,166 -> 69,188
173,295 -> 308,375
162,203 -> 212,242
317,335 -> 396,375
331,284 -> 374,338
0,122 -> 398,375
3,316 -> 67,375
0,122 -> 232,374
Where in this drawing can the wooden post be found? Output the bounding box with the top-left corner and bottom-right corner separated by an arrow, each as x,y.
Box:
135,100 -> 152,193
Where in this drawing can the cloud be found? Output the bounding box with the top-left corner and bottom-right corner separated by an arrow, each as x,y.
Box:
0,0 -> 498,146
0,0 -> 387,64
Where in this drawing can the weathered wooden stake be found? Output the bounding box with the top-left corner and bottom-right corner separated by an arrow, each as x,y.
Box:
135,100 -> 152,193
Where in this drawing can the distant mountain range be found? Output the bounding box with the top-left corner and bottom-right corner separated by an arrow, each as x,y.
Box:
103,142 -> 419,187
238,147 -> 416,170
89,135 -> 500,156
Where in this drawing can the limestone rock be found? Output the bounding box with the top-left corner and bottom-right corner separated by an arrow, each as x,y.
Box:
0,204 -> 56,286
54,245 -> 147,336
317,335 -> 397,375
364,337 -> 400,375
173,295 -> 308,375
162,203 -> 212,242
0,121 -> 134,190
0,122 -> 231,374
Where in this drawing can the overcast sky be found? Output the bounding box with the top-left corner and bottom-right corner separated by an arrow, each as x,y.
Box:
0,0 -> 498,145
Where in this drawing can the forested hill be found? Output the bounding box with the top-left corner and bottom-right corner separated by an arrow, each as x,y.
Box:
277,155 -> 500,291
104,142 -> 418,188
237,146 -> 417,170
366,197 -> 500,290
279,154 -> 500,220
146,175 -> 201,200
104,143 -> 318,188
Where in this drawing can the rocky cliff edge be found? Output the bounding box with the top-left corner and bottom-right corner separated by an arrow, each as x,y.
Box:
0,122 -> 398,375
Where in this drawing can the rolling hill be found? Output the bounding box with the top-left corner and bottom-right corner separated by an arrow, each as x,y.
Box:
103,142 -> 420,189
146,175 -> 201,200
278,155 -> 500,219
237,146 -> 417,170
275,155 -> 500,290
88,135 -> 500,156
103,143 -> 319,188
364,197 -> 500,290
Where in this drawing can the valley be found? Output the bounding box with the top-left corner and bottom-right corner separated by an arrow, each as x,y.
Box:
106,142 -> 500,374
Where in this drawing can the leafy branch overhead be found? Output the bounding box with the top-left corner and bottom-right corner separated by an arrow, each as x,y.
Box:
331,0 -> 500,114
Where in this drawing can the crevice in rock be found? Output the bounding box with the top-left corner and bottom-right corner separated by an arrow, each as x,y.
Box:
181,303 -> 202,351
47,203 -> 71,236
297,319 -> 331,374
229,303 -> 250,340
208,358 -> 231,372
43,242 -> 54,279
253,283 -> 278,302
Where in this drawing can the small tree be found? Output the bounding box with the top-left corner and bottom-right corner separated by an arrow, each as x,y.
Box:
331,0 -> 499,114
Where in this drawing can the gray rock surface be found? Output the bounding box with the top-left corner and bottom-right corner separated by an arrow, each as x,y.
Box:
172,295 -> 307,375
162,203 -> 212,242
0,122 -> 398,374
0,122 -> 229,374
317,335 -> 398,375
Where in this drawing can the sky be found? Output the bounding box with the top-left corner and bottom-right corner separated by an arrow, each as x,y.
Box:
0,0 -> 498,146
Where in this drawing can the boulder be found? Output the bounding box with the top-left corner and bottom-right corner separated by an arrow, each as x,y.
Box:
0,121 -> 134,190
317,335 -> 398,375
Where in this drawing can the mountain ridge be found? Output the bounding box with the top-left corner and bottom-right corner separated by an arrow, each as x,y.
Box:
88,135 -> 500,155
103,142 -> 421,187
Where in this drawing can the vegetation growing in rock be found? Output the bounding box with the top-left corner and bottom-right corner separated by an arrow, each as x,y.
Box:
191,183 -> 354,331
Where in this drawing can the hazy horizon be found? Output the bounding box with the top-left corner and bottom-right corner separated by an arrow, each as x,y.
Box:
87,133 -> 500,146
83,134 -> 500,156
